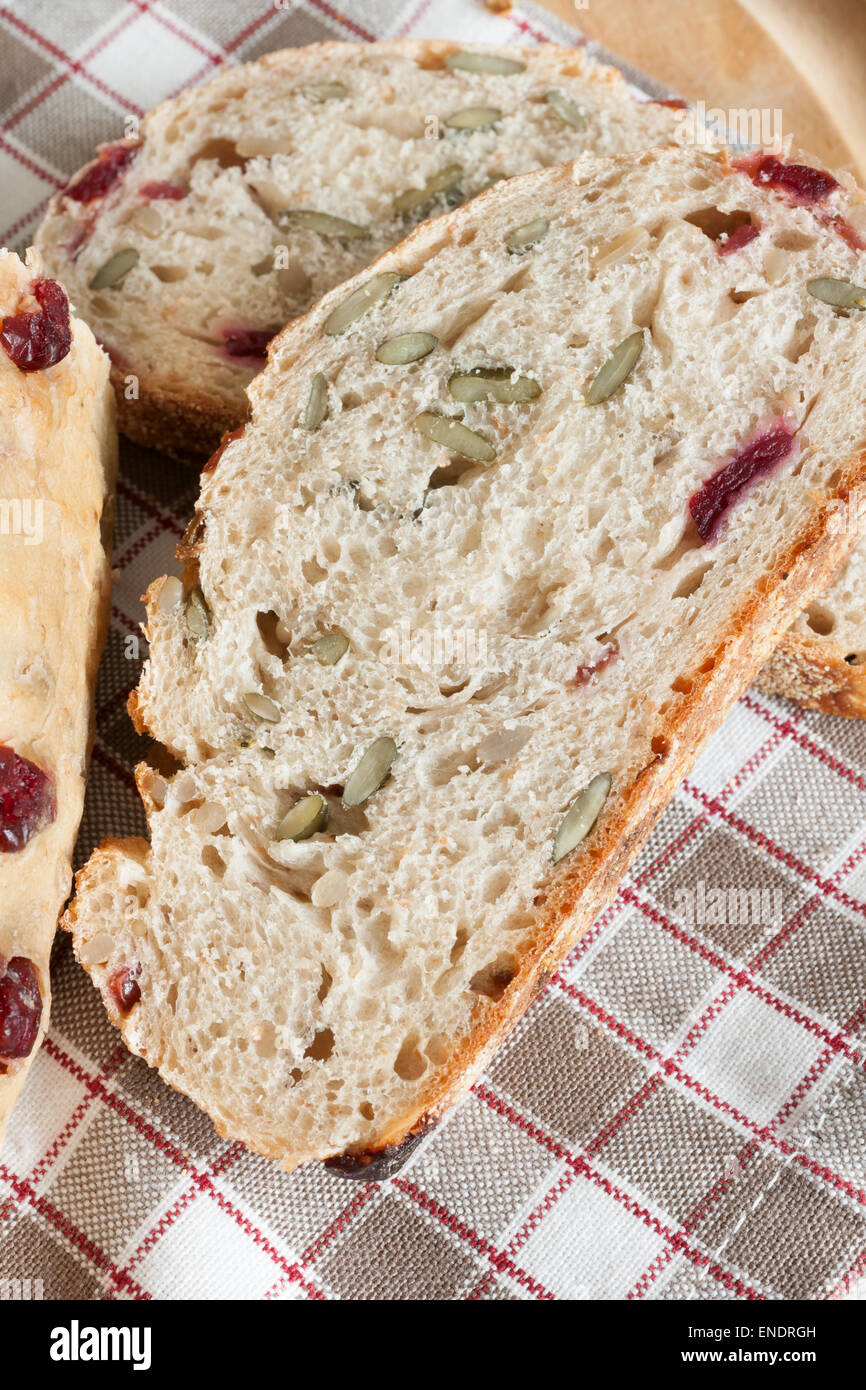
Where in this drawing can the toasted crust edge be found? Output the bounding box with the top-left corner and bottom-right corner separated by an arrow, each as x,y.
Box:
754,627 -> 866,719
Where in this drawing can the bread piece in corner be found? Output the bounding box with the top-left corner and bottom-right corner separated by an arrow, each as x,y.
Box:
0,250 -> 116,1148
64,146 -> 866,1172
34,39 -> 685,462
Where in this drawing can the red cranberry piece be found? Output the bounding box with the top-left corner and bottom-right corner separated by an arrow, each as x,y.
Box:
108,966 -> 141,1014
203,425 -> 245,476
0,278 -> 71,373
739,153 -> 839,205
718,224 -> 760,256
139,180 -> 187,200
65,142 -> 138,203
568,643 -> 618,688
652,98 -> 689,109
819,211 -> 866,254
689,420 -> 795,543
0,746 -> 57,852
0,957 -> 43,1061
221,327 -> 273,363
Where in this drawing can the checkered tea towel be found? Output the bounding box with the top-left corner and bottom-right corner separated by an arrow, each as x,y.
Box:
1,0 -> 865,1302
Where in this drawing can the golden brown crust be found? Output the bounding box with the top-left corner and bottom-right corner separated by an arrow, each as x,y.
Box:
755,628 -> 866,719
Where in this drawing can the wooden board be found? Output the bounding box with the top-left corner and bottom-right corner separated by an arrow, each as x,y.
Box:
533,0 -> 865,178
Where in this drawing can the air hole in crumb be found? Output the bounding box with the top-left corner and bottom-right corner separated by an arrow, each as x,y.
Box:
806,603 -> 835,636
671,674 -> 693,694
425,1033 -> 450,1066
427,457 -> 483,491
729,289 -> 762,306
318,965 -> 332,1002
394,1035 -> 427,1082
195,137 -> 245,169
150,264 -> 188,283
469,954 -> 516,1001
651,735 -> 671,758
256,610 -> 289,659
304,1027 -> 334,1062
200,844 -> 226,879
845,653 -> 860,665
673,561 -> 714,600
359,1102 -> 375,1120
301,557 -> 328,585
772,229 -> 816,252
699,656 -> 716,674
684,207 -> 753,241
450,928 -> 468,964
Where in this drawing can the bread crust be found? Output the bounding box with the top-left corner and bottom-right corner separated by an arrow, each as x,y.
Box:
0,253 -> 116,1147
755,627 -> 866,718
61,147 -> 866,1172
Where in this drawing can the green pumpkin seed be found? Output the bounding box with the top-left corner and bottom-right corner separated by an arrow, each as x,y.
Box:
553,772 -> 612,864
89,247 -> 139,291
445,106 -> 502,131
184,588 -> 211,640
243,692 -> 280,722
807,277 -> 866,312
413,412 -> 495,463
546,89 -> 587,130
448,367 -> 541,404
283,209 -> 369,239
343,736 -> 397,808
585,331 -> 644,405
445,51 -> 525,75
276,792 -> 329,842
375,332 -> 438,365
304,372 -> 329,431
324,272 -> 405,336
394,163 -> 464,214
311,631 -> 349,665
505,217 -> 549,253
300,82 -> 347,101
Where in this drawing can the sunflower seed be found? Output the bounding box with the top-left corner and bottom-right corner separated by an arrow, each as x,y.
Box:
553,772 -> 612,864
445,51 -> 525,75
275,792 -> 329,842
546,89 -> 587,130
505,217 -> 549,253
184,588 -> 211,640
585,331 -> 644,405
283,209 -> 369,239
243,692 -> 280,722
448,367 -> 541,404
89,247 -> 139,290
324,272 -> 405,336
375,332 -> 438,365
445,106 -> 502,130
413,412 -> 495,462
304,372 -> 329,431
343,736 -> 397,807
394,164 -> 464,214
311,631 -> 349,665
807,277 -> 866,312
300,82 -> 347,101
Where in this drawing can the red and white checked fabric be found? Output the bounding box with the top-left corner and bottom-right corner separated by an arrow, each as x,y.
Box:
2,0 -> 866,1302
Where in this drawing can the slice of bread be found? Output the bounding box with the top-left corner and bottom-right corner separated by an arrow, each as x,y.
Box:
64,146 -> 866,1172
34,40 -> 684,462
0,250 -> 116,1147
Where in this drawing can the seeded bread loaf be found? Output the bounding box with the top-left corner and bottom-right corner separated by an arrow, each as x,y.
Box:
64,146 -> 866,1172
34,40 -> 684,462
0,250 -> 116,1148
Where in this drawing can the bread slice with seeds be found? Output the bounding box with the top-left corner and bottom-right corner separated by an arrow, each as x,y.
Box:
0,250 -> 116,1148
64,146 -> 866,1172
34,39 -> 684,462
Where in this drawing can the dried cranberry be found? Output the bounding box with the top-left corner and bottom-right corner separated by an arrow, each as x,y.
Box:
203,425 -> 245,475
0,278 -> 71,373
652,98 -> 689,109
220,327 -> 273,363
568,644 -> 618,688
65,142 -> 138,203
0,746 -> 57,852
689,421 -> 795,543
108,966 -> 141,1014
818,211 -> 866,254
718,224 -> 760,256
139,180 -> 187,200
738,153 -> 839,205
0,957 -> 42,1061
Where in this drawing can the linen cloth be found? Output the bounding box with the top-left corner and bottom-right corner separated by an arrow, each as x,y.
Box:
1,0 -> 865,1302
